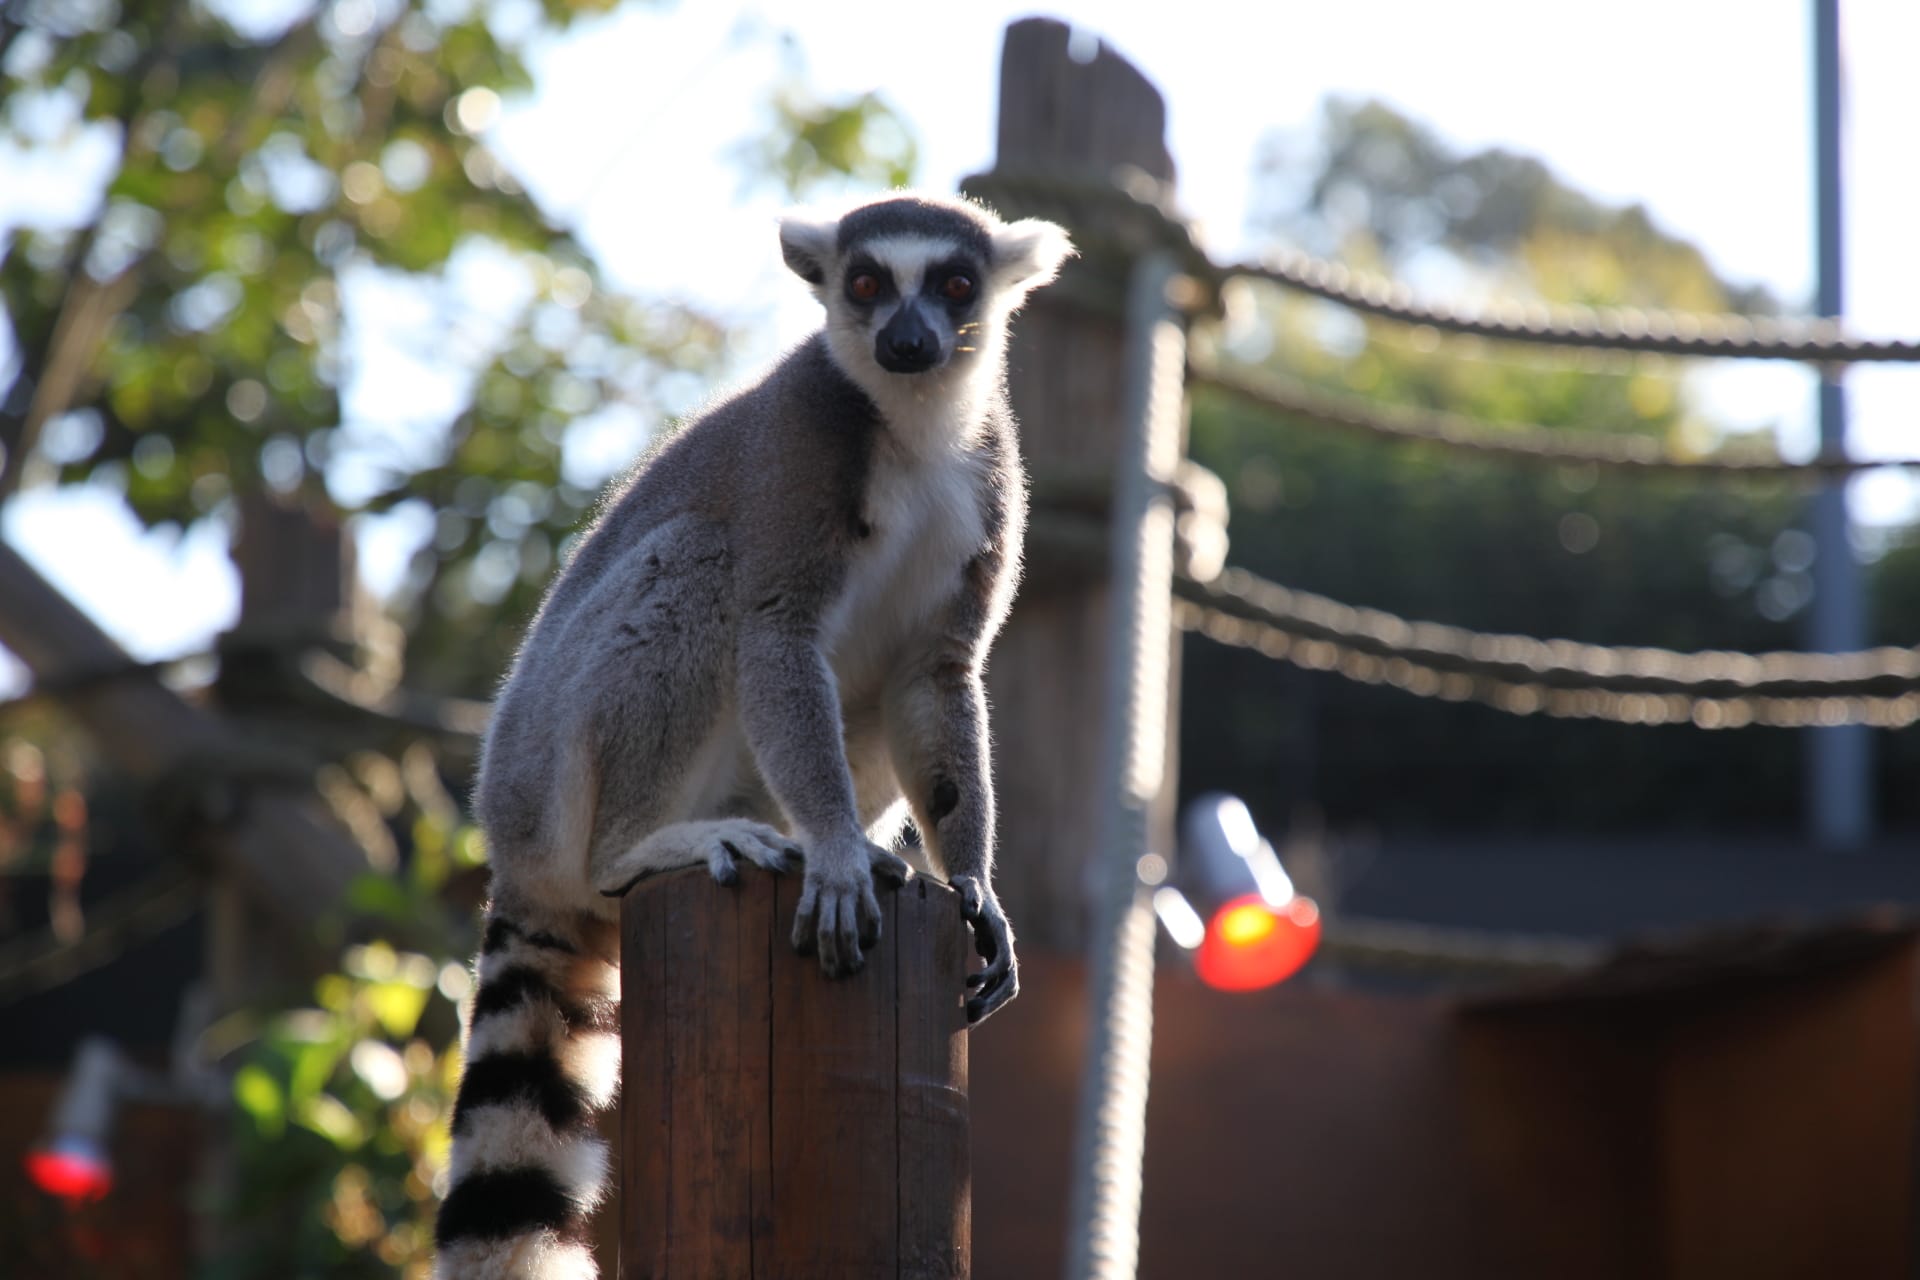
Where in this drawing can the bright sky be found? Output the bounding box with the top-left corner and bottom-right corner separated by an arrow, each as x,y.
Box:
5,0 -> 1919,680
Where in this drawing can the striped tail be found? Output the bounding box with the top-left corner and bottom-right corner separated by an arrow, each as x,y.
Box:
435,910 -> 621,1280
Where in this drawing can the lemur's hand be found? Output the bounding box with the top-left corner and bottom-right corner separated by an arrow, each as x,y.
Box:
952,874 -> 1018,1024
791,834 -> 906,977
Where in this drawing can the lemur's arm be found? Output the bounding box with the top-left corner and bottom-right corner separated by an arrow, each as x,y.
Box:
887,650 -> 1014,1022
736,606 -> 860,832
735,536 -> 908,978
888,450 -> 1025,1022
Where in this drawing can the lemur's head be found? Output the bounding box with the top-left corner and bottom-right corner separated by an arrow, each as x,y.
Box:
778,193 -> 1072,382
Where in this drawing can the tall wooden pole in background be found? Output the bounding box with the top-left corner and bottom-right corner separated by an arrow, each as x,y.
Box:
967,18 -> 1183,953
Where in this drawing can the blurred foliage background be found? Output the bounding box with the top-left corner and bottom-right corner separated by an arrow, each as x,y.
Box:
2,2 -> 1918,1276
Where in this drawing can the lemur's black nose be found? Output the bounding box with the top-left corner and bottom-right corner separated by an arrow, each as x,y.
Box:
876,310 -> 940,373
887,332 -> 933,362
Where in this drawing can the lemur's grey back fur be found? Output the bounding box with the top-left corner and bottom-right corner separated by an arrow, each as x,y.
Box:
435,192 -> 1070,1280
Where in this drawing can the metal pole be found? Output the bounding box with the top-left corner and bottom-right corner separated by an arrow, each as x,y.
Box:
1062,253 -> 1185,1280
1806,0 -> 1873,849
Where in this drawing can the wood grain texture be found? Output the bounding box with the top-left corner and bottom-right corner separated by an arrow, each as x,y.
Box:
620,868 -> 970,1278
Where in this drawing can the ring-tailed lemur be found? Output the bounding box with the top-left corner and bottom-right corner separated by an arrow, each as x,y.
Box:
433,192 -> 1072,1279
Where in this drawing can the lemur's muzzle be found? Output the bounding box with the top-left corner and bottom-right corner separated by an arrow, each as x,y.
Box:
876,306 -> 941,374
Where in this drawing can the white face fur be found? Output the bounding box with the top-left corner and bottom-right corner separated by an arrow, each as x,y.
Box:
778,198 -> 1073,448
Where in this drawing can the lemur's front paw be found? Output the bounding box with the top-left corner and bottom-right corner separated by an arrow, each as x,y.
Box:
952,874 -> 1018,1024
790,837 -> 887,978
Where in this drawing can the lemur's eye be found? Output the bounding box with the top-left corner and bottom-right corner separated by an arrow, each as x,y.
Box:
940,273 -> 975,303
847,272 -> 882,302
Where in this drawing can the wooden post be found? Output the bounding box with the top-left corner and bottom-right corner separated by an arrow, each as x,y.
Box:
619,868 -> 972,1278
231,491 -> 355,641
208,492 -> 368,1007
965,18 -> 1185,952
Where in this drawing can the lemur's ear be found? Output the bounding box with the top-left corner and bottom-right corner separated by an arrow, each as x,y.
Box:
989,218 -> 1075,296
777,209 -> 839,288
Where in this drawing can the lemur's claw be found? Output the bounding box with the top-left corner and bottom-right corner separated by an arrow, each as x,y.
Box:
952,874 -> 1018,1024
710,843 -> 742,887
966,962 -> 1018,1024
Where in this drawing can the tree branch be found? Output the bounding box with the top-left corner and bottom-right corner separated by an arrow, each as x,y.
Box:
0,266 -> 139,500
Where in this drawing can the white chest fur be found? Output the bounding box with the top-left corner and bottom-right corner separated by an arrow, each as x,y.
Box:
820,444 -> 987,688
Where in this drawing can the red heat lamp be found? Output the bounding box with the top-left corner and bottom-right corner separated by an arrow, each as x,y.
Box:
25,1138 -> 113,1205
1155,794 -> 1321,992
24,1038 -> 124,1208
1194,892 -> 1322,991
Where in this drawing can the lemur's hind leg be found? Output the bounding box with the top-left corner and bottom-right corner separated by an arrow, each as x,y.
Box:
594,814 -> 913,899
555,516 -> 789,901
885,664 -> 1016,1023
593,818 -> 802,897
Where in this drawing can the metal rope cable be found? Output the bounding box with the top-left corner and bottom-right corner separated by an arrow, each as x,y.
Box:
1175,569 -> 1920,729
1323,916 -> 1606,976
1188,359 -> 1920,475
1064,254 -> 1186,1280
1226,252 -> 1920,365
